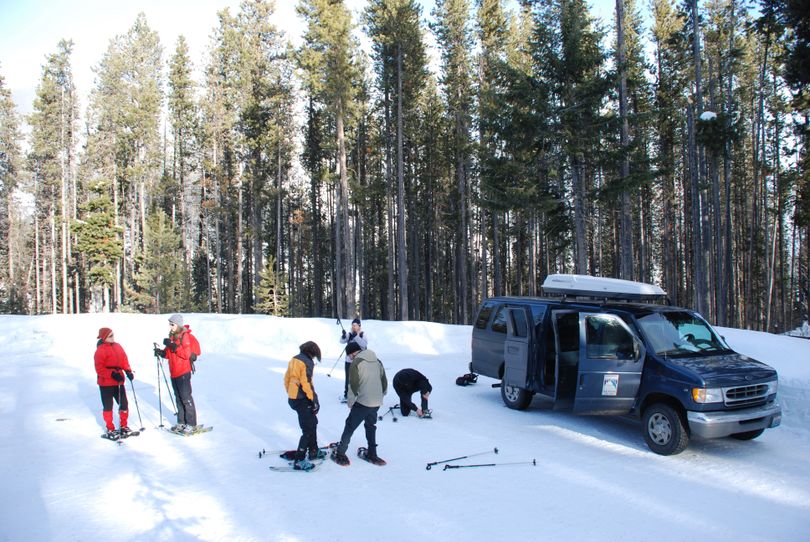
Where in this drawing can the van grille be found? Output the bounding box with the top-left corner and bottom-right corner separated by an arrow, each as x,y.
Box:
723,384 -> 769,408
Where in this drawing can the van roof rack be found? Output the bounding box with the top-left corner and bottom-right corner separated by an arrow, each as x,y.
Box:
541,274 -> 669,303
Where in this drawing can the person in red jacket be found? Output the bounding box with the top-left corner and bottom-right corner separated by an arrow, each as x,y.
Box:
154,314 -> 199,434
94,327 -> 134,439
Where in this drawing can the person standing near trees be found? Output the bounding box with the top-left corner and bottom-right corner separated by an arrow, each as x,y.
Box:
94,327 -> 134,439
331,341 -> 387,466
283,341 -> 324,471
339,318 -> 368,401
154,314 -> 200,434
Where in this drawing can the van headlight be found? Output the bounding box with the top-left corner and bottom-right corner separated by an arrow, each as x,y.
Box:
692,387 -> 724,404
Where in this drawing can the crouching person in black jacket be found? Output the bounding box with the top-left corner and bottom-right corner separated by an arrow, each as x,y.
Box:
393,368 -> 432,418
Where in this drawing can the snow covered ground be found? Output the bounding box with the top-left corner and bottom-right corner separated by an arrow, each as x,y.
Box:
0,313 -> 808,541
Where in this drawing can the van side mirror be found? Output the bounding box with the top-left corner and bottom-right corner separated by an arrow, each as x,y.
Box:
634,338 -> 645,361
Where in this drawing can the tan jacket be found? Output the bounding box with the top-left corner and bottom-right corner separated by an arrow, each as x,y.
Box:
347,348 -> 387,408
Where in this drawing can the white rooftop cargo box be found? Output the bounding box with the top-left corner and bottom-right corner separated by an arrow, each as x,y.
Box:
541,274 -> 667,300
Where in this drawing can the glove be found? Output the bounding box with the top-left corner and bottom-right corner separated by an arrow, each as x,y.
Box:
168,342 -> 178,353
163,338 -> 172,347
111,371 -> 124,382
153,347 -> 166,358
312,394 -> 320,415
341,330 -> 347,339
190,352 -> 197,362
125,370 -> 134,381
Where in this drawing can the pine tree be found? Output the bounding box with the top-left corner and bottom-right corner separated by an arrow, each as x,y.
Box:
27,40 -> 79,314
0,67 -> 26,313
432,0 -> 475,323
128,209 -> 189,313
84,13 -> 163,311
73,180 -> 123,312
255,254 -> 289,315
365,0 -> 428,320
167,35 -> 198,264
298,0 -> 362,318
202,0 -> 295,314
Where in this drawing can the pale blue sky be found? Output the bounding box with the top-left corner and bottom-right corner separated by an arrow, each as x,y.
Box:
0,0 -> 616,119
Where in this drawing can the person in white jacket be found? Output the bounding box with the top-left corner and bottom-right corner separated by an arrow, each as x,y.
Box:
339,318 -> 368,400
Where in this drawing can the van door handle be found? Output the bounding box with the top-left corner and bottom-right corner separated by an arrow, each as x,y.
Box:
507,346 -> 518,354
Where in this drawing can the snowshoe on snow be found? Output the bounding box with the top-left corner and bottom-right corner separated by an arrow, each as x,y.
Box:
357,447 -> 386,466
293,459 -> 316,471
168,424 -> 212,437
330,449 -> 351,466
101,430 -> 120,441
269,458 -> 324,472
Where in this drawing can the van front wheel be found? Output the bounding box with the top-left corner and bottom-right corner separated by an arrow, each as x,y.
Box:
642,403 -> 689,455
501,383 -> 532,410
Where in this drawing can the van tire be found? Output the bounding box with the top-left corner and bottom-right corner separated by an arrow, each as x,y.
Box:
642,403 -> 689,455
730,429 -> 765,440
501,383 -> 532,410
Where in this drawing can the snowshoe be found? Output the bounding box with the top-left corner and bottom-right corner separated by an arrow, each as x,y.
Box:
293,458 -> 316,471
309,448 -> 327,460
420,409 -> 433,419
275,442 -> 335,461
330,449 -> 351,466
101,430 -> 120,441
357,447 -> 387,466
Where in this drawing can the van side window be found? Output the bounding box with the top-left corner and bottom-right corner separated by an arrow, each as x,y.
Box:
475,305 -> 494,330
491,307 -> 508,334
586,315 -> 634,360
510,309 -> 528,338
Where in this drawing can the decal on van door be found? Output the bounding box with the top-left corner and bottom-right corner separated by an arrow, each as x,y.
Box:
602,374 -> 619,396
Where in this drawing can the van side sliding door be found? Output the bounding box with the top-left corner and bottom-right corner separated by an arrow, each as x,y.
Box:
573,312 -> 646,415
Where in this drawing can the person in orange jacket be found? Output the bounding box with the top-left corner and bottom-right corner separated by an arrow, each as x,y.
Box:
154,314 -> 198,434
94,327 -> 134,438
284,341 -> 323,471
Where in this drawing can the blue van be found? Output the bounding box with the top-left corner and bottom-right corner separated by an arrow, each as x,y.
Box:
470,274 -> 782,455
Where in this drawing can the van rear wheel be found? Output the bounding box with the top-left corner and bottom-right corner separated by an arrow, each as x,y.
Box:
501,383 -> 532,410
642,403 -> 689,455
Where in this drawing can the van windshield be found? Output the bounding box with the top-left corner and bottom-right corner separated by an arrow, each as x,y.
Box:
635,311 -> 732,357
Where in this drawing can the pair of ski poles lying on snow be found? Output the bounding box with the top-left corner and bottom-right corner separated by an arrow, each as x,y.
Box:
425,447 -> 536,471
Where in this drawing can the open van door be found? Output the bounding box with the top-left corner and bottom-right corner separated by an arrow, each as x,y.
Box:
503,307 -> 532,388
500,307 -> 534,409
573,312 -> 646,415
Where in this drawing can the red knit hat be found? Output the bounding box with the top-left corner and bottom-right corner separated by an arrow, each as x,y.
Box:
97,327 -> 113,340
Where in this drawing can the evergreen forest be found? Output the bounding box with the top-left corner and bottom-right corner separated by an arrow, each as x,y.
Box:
0,0 -> 808,332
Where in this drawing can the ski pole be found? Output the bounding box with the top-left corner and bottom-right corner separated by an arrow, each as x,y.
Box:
326,346 -> 347,378
155,349 -> 164,427
336,316 -> 346,333
443,459 -> 536,471
128,377 -> 145,431
426,447 -> 499,470
378,406 -> 398,422
159,360 -> 177,413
